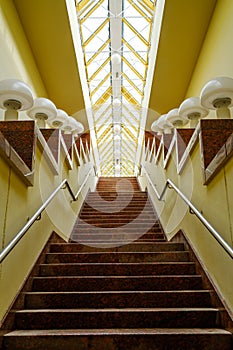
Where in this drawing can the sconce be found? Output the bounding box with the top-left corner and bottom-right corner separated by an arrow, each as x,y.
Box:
62,117 -> 84,136
166,108 -> 188,128
0,78 -> 33,120
179,97 -> 208,127
27,97 -> 57,128
151,120 -> 163,135
200,76 -> 233,119
73,121 -> 84,136
157,114 -> 172,134
48,109 -> 68,129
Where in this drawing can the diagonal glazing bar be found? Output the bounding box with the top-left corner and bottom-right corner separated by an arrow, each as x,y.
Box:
83,18 -> 110,47
122,73 -> 144,97
122,39 -> 147,65
123,18 -> 149,46
122,56 -> 145,81
86,40 -> 110,66
80,0 -> 105,23
90,73 -> 111,97
126,0 -> 152,22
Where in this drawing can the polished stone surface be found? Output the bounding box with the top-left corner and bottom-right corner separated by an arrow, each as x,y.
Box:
40,129 -> 60,162
199,119 -> 233,184
176,129 -> 196,163
0,121 -> 36,170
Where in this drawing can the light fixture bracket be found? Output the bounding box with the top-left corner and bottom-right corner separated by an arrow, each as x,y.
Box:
213,97 -> 231,109
3,99 -> 22,110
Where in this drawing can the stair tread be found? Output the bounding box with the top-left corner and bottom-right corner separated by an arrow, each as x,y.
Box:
40,262 -> 195,265
33,275 -> 201,278
15,307 -> 219,313
46,251 -> 189,255
5,328 -> 231,336
24,290 -> 211,295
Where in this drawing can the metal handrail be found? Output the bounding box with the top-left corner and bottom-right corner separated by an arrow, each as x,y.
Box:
143,166 -> 233,259
0,167 -> 94,264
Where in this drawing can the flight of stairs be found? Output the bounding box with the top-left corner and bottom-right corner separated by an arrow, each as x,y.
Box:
1,177 -> 232,349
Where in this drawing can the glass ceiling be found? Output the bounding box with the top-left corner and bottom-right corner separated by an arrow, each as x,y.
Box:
76,0 -> 157,176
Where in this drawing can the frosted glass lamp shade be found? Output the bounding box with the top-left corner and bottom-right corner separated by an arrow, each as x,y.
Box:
179,97 -> 208,121
113,123 -> 121,134
72,121 -> 84,136
0,78 -> 33,111
111,53 -> 121,65
27,97 -> 57,121
200,76 -> 233,109
166,108 -> 188,127
157,114 -> 172,134
113,98 -> 121,108
61,117 -> 84,135
151,120 -> 163,135
114,134 -> 121,141
48,109 -> 68,128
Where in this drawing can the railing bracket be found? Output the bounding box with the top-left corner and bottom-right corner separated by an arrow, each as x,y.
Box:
189,207 -> 194,215
36,214 -> 42,221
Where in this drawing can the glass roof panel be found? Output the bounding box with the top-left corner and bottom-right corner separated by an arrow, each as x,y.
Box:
76,0 -> 160,176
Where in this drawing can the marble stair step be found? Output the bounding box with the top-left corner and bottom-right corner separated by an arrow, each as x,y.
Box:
39,262 -> 196,276
31,275 -> 203,292
70,232 -> 165,244
45,251 -> 190,264
13,308 -> 219,329
69,238 -> 167,244
3,328 -> 232,350
23,290 -> 212,309
49,242 -> 185,253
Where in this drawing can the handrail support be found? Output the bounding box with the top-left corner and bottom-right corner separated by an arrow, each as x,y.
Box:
142,166 -> 233,259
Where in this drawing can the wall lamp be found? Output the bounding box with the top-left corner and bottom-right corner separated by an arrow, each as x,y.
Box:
27,97 -> 57,128
0,78 -> 33,120
166,108 -> 188,128
156,114 -> 172,134
151,120 -> 164,135
179,96 -> 209,128
200,76 -> 233,119
62,116 -> 84,136
48,109 -> 68,129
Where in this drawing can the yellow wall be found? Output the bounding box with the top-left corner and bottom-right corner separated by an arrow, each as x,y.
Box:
0,0 -> 97,324
140,0 -> 233,313
141,131 -> 233,312
0,0 -> 46,100
187,0 -> 233,97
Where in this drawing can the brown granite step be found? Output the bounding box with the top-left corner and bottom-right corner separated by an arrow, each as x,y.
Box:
3,328 -> 232,350
49,242 -> 185,253
39,262 -> 196,276
45,251 -> 190,264
13,308 -> 219,329
69,234 -> 166,243
31,275 -> 203,292
23,290 -> 212,309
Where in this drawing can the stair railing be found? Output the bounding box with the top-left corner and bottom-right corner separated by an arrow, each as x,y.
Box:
0,167 -> 94,264
142,166 -> 233,259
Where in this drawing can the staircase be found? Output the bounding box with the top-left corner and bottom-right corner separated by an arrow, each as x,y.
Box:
2,177 -> 232,349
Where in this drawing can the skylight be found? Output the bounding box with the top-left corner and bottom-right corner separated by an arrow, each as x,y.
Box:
75,0 -> 162,176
